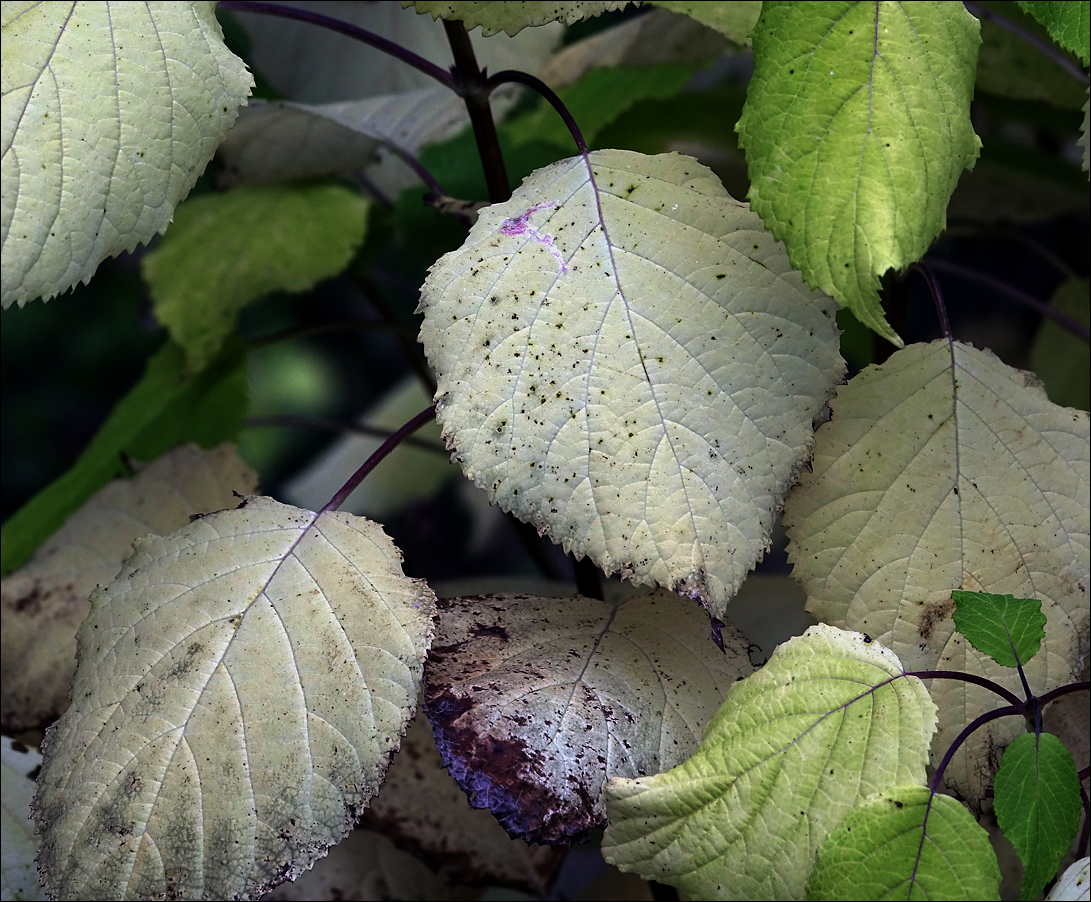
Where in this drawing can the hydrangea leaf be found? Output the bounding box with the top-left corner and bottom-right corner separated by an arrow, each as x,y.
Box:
951,591 -> 1048,667
807,786 -> 1001,902
994,732 -> 1082,901
1030,278 -> 1091,410
1047,858 -> 1091,902
1,444 -> 257,733
601,625 -> 937,899
736,2 -> 981,346
423,589 -> 752,845
1,737 -> 45,902
1,1 -> 253,308
650,1 -> 762,46
32,496 -> 436,901
785,339 -> 1091,805
142,184 -> 368,372
406,1 -> 635,37
0,340 -> 249,577
1016,1 -> 1090,65
418,149 -> 844,620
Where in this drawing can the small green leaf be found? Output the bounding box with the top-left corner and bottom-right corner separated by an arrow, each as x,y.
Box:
0,341 -> 248,577
1016,1 -> 1090,65
994,732 -> 1082,901
807,785 -> 1001,901
143,184 -> 369,372
737,2 -> 981,345
601,625 -> 936,899
951,591 -> 1047,666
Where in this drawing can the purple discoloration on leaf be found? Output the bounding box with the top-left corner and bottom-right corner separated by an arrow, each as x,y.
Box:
499,201 -> 567,273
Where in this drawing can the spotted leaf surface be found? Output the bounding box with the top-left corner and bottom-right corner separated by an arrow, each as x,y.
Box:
418,149 -> 844,619
785,340 -> 1090,805
33,496 -> 435,901
1,1 -> 253,307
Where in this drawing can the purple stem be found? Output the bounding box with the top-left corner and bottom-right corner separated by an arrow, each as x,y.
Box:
1038,680 -> 1091,707
906,669 -> 1024,707
216,1 -> 457,90
911,262 -> 952,341
929,704 -> 1023,794
924,257 -> 1091,344
964,1 -> 1089,85
321,404 -> 437,513
486,69 -> 589,155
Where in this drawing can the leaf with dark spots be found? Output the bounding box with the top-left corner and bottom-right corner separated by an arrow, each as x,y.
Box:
423,589 -> 752,845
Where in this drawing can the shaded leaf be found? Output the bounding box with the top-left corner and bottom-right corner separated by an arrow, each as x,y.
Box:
650,1 -> 761,46
807,786 -> 1001,902
1,444 -> 257,733
1,1 -> 253,307
406,0 -> 636,37
360,707 -> 563,891
737,2 -> 981,345
1,737 -> 45,902
419,149 -> 843,619
0,340 -> 249,577
33,496 -> 435,900
994,732 -> 1082,900
1047,857 -> 1091,901
1030,278 -> 1091,410
601,625 -> 936,900
952,591 -> 1047,667
1017,1 -> 1090,65
425,589 -> 751,844
142,184 -> 369,371
785,339 -> 1091,805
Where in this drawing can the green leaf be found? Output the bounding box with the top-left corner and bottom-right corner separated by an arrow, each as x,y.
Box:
33,496 -> 436,900
405,0 -> 635,37
1017,1 -> 1090,65
418,149 -> 844,620
601,625 -> 937,899
807,786 -> 1001,901
424,589 -> 752,844
951,591 -> 1047,667
994,732 -> 1082,901
737,2 -> 981,346
0,340 -> 248,577
650,1 -> 762,46
785,340 -> 1091,805
1,1 -> 253,308
1,445 -> 257,733
142,184 -> 369,371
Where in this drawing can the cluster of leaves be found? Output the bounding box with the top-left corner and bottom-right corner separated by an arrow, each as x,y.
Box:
1,1 -> 1089,901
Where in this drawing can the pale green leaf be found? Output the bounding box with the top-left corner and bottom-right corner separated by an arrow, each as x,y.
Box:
601,625 -> 937,900
142,184 -> 369,372
33,496 -> 436,901
650,1 -> 761,46
1017,1 -> 1090,65
1,737 -> 45,902
1,1 -> 253,307
418,149 -> 844,619
360,707 -> 562,891
1,444 -> 257,733
1046,857 -> 1090,901
1081,91 -> 1090,174
785,340 -> 1091,805
807,786 -> 1001,901
951,591 -> 1047,667
737,2 -> 982,346
994,732 -> 1082,900
0,340 -> 249,577
406,0 -> 636,37
424,589 -> 752,844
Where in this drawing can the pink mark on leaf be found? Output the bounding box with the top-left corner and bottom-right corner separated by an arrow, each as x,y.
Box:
499,201 -> 567,273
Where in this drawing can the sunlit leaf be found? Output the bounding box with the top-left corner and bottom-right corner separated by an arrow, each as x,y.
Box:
33,496 -> 435,900
601,625 -> 936,899
785,339 -> 1091,805
951,591 -> 1047,667
994,732 -> 1082,901
1,444 -> 256,733
737,2 -> 981,345
419,149 -> 843,619
807,786 -> 1001,901
425,589 -> 751,844
1,1 -> 253,307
